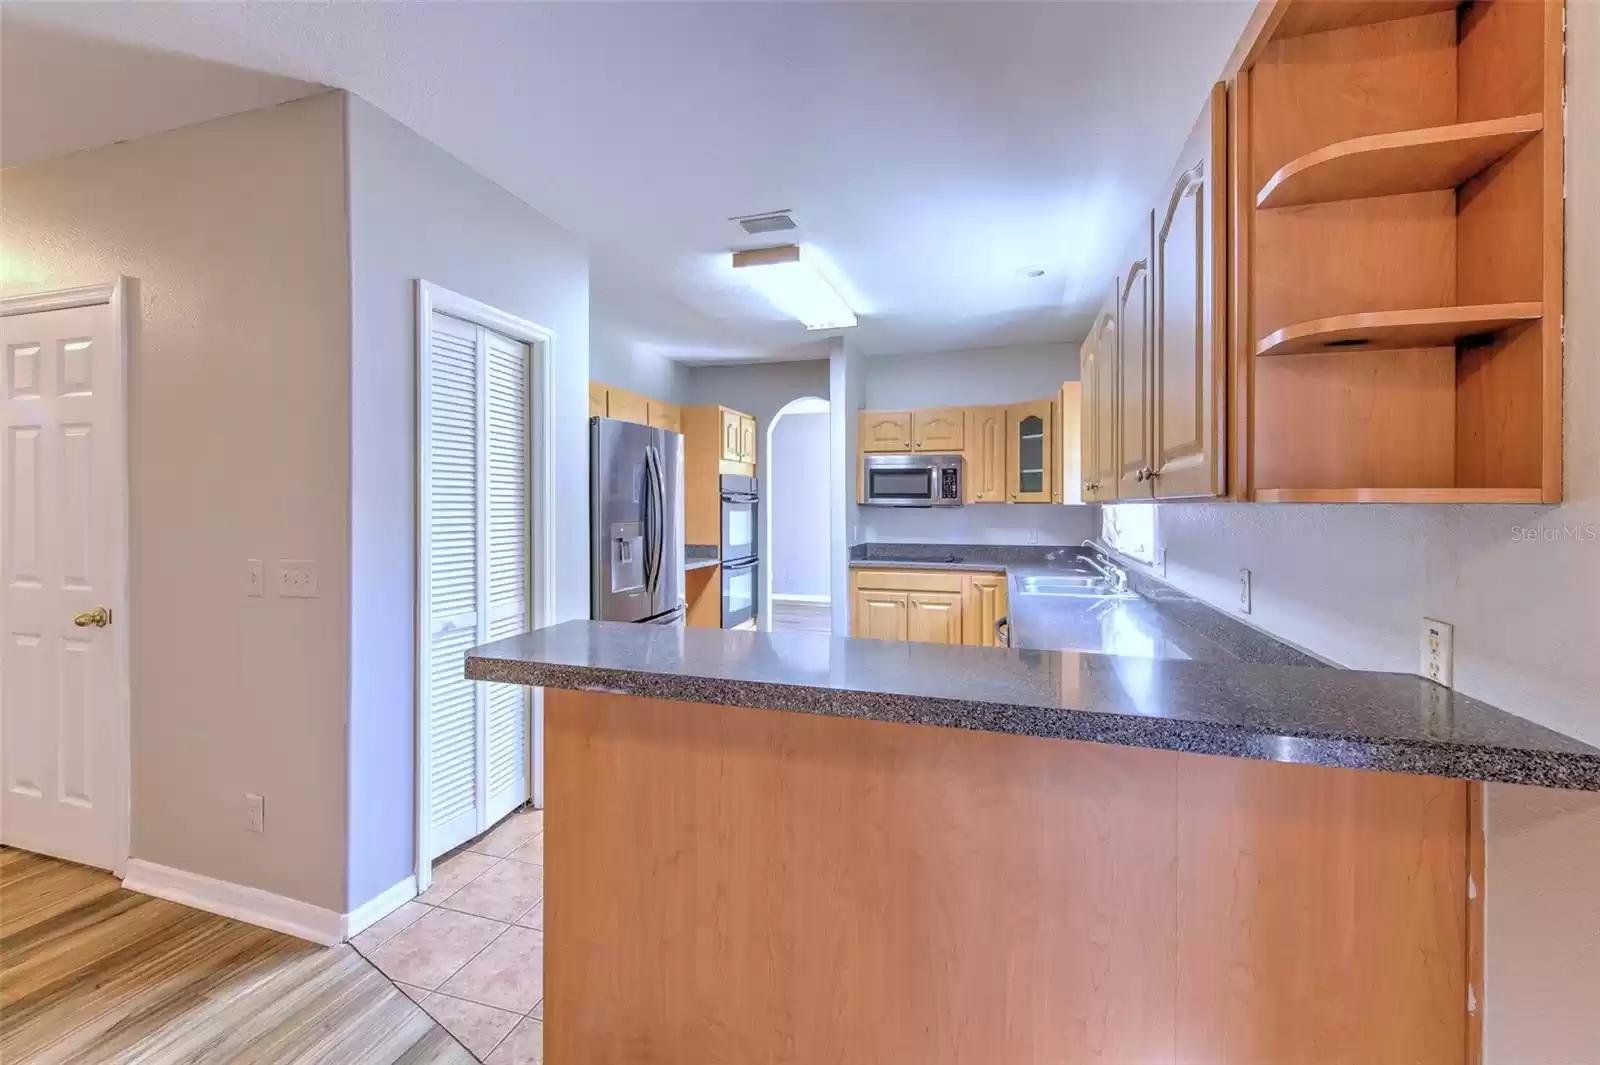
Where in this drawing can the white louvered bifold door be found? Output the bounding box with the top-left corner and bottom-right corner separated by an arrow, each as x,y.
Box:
482,327 -> 530,826
422,311 -> 533,861
425,311 -> 483,856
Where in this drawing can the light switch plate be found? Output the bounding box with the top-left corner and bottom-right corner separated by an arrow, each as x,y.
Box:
246,793 -> 265,833
276,560 -> 320,598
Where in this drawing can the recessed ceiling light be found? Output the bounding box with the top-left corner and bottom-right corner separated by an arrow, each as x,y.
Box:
732,244 -> 858,331
1018,266 -> 1048,279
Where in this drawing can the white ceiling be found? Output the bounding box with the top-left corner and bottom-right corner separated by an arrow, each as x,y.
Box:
2,1 -> 1253,360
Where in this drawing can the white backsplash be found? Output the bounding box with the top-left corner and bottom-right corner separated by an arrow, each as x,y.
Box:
856,503 -> 1099,546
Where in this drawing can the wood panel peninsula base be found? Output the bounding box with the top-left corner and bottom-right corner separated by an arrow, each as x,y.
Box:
545,690 -> 1470,1065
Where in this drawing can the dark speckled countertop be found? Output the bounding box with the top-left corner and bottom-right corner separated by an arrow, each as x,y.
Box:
466,620 -> 1600,790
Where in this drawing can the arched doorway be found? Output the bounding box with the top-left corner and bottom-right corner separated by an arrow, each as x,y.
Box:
763,395 -> 832,634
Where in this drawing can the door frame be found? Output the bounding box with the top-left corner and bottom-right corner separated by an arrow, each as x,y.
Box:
0,279 -> 134,875
414,280 -> 555,892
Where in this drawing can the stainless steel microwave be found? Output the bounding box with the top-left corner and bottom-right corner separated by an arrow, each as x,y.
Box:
861,454 -> 964,507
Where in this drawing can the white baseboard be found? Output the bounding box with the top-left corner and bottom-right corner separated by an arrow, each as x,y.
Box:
344,875 -> 419,938
772,593 -> 831,604
123,859 -> 344,946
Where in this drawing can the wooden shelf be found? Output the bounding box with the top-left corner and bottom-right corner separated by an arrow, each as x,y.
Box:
1257,115 -> 1542,209
1256,303 -> 1541,357
1271,1 -> 1459,41
1255,487 -> 1544,504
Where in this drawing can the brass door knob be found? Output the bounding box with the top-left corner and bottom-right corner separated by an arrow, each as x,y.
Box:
73,607 -> 112,628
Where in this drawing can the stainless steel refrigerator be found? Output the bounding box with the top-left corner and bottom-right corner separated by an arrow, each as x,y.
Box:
591,417 -> 685,624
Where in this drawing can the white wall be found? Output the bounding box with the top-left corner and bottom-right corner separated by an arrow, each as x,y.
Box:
860,505 -> 1097,546
862,342 -> 1079,409
1143,11 -> 1600,1059
344,95 -> 590,910
1,94 -> 353,910
589,317 -> 685,402
769,411 -> 832,597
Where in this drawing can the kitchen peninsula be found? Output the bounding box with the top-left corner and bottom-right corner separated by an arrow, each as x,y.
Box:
467,619 -> 1599,1065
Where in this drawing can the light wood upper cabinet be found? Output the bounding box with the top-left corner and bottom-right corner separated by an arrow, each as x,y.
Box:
739,414 -> 757,466
1005,400 -> 1053,503
1057,382 -> 1083,505
1089,294 -> 1120,501
648,400 -> 682,434
913,408 -> 965,452
1153,83 -> 1227,500
852,588 -> 908,641
961,574 -> 1008,648
606,387 -> 650,426
720,407 -> 744,462
965,406 -> 1007,503
1118,224 -> 1156,500
860,411 -> 914,453
588,381 -> 608,418
907,591 -> 964,645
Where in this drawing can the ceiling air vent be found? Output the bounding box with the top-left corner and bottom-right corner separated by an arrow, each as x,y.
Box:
732,210 -> 797,235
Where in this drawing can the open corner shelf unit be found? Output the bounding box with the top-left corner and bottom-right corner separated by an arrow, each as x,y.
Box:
1254,487 -> 1545,505
1255,303 -> 1542,358
1236,0 -> 1563,505
1256,115 -> 1542,209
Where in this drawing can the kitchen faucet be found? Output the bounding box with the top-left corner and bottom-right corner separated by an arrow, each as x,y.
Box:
1079,540 -> 1129,593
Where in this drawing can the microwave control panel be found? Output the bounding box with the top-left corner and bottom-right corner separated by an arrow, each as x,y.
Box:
939,467 -> 961,500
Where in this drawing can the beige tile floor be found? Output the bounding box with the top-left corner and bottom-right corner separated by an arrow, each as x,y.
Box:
353,808 -> 545,1064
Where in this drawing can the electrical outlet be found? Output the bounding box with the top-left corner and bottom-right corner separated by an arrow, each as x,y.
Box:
275,559 -> 320,598
246,793 -> 265,833
1024,530 -> 1039,545
1421,617 -> 1454,687
1157,547 -> 1168,579
245,559 -> 264,598
1238,568 -> 1252,614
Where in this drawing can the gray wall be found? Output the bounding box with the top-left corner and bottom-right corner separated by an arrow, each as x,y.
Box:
1,94 -> 353,910
829,339 -> 865,634
862,342 -> 1078,409
769,411 -> 832,598
345,95 -> 591,910
589,317 -> 685,402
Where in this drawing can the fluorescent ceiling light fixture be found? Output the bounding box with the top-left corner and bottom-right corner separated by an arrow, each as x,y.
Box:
732,244 -> 858,330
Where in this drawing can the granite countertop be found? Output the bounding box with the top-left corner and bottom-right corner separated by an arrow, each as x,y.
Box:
466,620 -> 1600,791
684,557 -> 721,571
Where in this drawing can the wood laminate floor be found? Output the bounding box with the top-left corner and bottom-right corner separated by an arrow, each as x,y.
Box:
769,598 -> 832,635
0,847 -> 475,1065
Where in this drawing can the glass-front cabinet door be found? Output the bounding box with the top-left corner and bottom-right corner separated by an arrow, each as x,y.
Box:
1006,399 -> 1053,503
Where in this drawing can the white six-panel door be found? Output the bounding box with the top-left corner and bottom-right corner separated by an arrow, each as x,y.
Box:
1,293 -> 128,871
422,309 -> 530,860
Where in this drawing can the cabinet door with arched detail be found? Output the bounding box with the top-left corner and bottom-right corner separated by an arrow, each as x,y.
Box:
1005,399 -> 1053,503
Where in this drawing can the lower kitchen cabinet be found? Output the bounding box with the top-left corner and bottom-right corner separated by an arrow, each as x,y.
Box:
852,588 -> 908,641
961,573 -> 1008,648
851,568 -> 1008,648
907,591 -> 963,645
